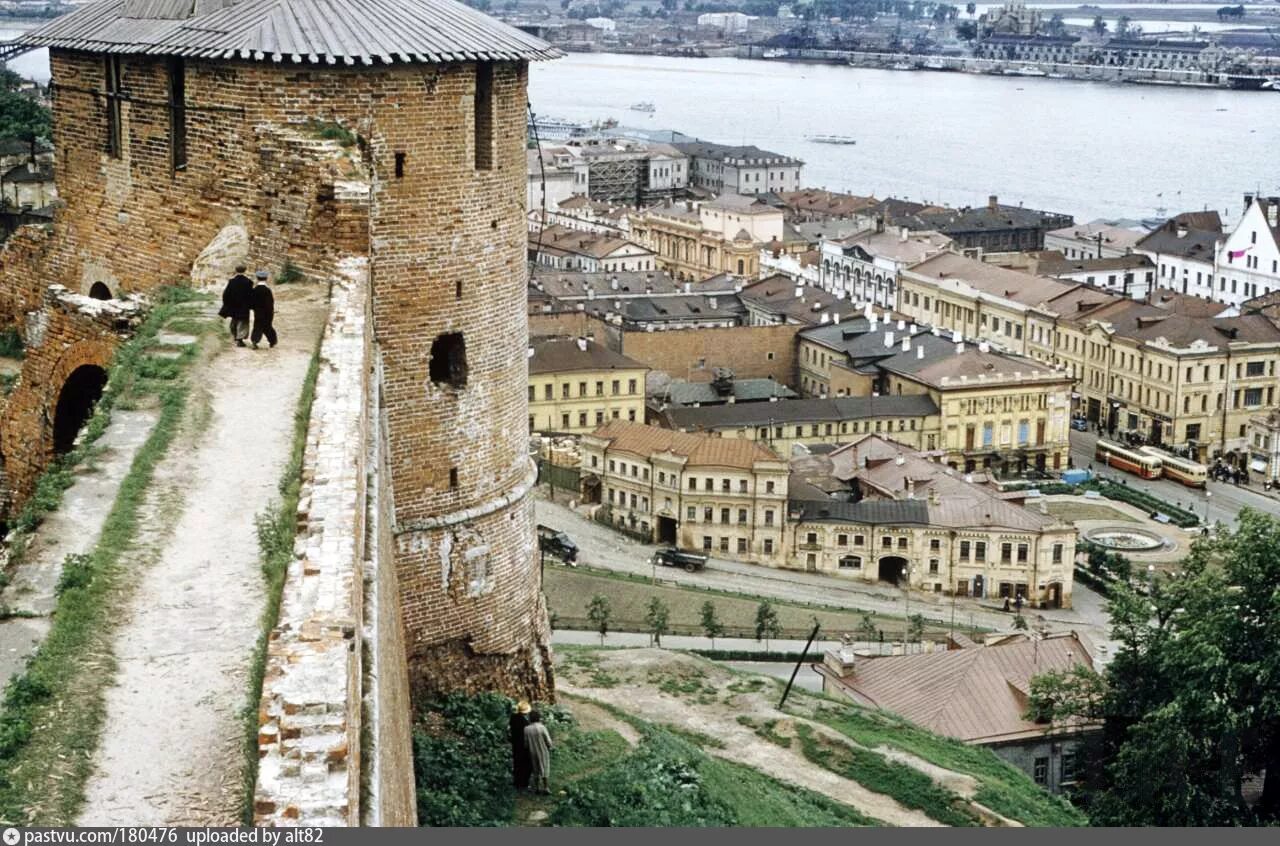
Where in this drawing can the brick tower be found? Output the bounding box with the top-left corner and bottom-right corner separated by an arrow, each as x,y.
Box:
19,0 -> 560,701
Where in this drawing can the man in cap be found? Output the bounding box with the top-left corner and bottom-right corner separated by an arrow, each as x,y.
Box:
508,700 -> 533,791
219,264 -> 254,347
250,270 -> 277,350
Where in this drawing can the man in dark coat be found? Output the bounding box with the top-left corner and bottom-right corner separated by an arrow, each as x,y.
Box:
509,700 -> 532,791
219,264 -> 253,347
250,270 -> 277,349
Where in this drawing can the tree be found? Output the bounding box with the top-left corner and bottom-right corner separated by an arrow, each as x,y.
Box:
700,600 -> 724,648
1012,613 -> 1028,631
907,613 -> 925,645
0,89 -> 51,145
1092,14 -> 1108,36
754,600 -> 781,650
965,1 -> 975,16
587,594 -> 612,645
856,611 -> 877,644
1115,15 -> 1132,39
1047,12 -> 1066,36
955,20 -> 977,41
645,596 -> 670,647
1044,510 -> 1280,824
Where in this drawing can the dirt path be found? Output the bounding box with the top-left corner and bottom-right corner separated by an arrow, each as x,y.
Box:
557,649 -> 945,827
76,287 -> 327,826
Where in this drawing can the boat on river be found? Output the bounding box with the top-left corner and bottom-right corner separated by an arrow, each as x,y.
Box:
629,101 -> 655,112
806,134 -> 857,145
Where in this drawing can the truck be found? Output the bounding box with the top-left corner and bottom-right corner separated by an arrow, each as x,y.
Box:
651,547 -> 708,573
536,525 -> 578,565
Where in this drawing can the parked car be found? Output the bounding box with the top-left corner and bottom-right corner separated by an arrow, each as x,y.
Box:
652,547 -> 708,573
1071,416 -> 1088,432
536,524 -> 578,565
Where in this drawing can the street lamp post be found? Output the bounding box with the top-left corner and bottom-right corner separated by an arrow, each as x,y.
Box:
1204,489 -> 1212,527
902,564 -> 911,653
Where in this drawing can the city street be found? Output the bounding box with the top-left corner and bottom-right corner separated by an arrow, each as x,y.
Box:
535,494 -> 1118,658
1068,429 -> 1280,528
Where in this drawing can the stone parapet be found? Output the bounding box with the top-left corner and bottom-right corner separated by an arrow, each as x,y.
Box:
255,256 -> 371,826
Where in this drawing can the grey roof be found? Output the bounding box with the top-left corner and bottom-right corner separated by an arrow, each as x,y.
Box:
662,394 -> 938,430
20,0 -> 562,64
1136,219 -> 1220,263
789,496 -> 930,526
661,378 -> 797,406
528,336 -> 645,375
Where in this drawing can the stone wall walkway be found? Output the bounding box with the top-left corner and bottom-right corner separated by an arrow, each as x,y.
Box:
76,286 -> 328,826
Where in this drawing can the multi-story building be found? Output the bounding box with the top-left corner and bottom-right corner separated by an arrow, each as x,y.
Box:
818,226 -> 952,308
528,336 -> 649,434
529,223 -> 656,273
1036,254 -> 1156,300
526,145 -> 587,214
921,196 -> 1073,253
565,136 -> 689,205
673,140 -> 803,196
632,194 -> 787,281
1246,409 -> 1280,483
788,434 -> 1076,606
1138,213 -> 1223,302
774,189 -> 877,222
1211,195 -> 1280,304
579,421 -> 790,561
1045,220 -> 1146,260
798,322 -> 1073,473
738,275 -> 863,326
658,394 -> 942,457
533,195 -> 631,236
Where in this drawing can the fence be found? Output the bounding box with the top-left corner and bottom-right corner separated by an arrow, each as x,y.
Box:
537,458 -> 580,499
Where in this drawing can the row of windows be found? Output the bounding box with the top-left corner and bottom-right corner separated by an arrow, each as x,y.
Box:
689,505 -> 775,525
532,378 -> 638,402
533,406 -> 636,432
704,535 -> 775,554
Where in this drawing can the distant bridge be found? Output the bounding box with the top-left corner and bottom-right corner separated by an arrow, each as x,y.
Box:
0,42 -> 35,63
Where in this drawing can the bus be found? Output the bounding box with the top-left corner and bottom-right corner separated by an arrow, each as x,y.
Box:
1095,440 -> 1163,480
1139,446 -> 1208,488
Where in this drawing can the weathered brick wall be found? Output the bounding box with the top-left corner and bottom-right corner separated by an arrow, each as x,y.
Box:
528,310 -> 620,349
619,323 -> 801,385
0,286 -> 144,506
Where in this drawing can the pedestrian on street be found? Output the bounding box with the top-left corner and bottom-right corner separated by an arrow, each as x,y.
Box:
509,700 -> 532,791
250,270 -> 277,349
523,710 -> 554,795
219,264 -> 253,347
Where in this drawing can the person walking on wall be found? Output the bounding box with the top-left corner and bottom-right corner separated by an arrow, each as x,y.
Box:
250,270 -> 277,349
523,709 -> 554,795
509,700 -> 532,791
219,264 -> 253,347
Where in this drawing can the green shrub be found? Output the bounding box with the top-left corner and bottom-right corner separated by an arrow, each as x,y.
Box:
275,261 -> 304,286
0,327 -> 23,359
413,692 -> 519,826
54,553 -> 93,596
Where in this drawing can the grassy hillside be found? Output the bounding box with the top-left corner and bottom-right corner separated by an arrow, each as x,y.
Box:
412,648 -> 1086,828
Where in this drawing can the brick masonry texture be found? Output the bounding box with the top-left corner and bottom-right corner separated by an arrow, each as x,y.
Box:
2,47 -> 554,823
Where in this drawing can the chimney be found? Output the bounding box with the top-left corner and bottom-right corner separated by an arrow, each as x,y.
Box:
895,454 -> 905,466
900,226 -> 909,243
906,477 -> 915,498
884,331 -> 895,348
610,276 -> 619,290
820,313 -> 829,324
988,194 -> 998,212
1245,193 -> 1255,210
833,313 -> 841,324
576,336 -> 588,351
917,345 -> 925,360
709,296 -> 718,309
684,282 -> 692,293
897,319 -> 905,330
875,214 -> 885,234
901,337 -> 910,352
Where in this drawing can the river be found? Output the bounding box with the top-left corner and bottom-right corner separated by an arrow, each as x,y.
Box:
530,52 -> 1280,222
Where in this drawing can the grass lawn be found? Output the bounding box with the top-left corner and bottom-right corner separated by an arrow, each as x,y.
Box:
545,566 -> 967,642
796,699 -> 1086,827
1042,501 -> 1138,524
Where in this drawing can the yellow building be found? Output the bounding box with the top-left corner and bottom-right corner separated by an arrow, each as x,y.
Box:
631,193 -> 790,282
578,421 -> 790,563
797,320 -> 1074,473
528,336 -> 648,434
790,435 -> 1077,607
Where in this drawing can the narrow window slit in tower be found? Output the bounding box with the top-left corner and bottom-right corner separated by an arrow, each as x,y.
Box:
394,151 -> 405,178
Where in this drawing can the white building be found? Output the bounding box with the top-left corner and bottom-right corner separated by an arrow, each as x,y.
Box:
527,146 -> 587,215
818,227 -> 952,309
674,140 -> 803,197
697,12 -> 754,34
1044,220 -> 1146,260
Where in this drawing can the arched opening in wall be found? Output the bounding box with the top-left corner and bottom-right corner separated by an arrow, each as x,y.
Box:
53,364 -> 108,454
877,555 -> 908,586
429,333 -> 468,388
88,282 -> 112,300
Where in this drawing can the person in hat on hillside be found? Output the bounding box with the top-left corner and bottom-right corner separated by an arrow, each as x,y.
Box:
523,709 -> 554,795
509,700 -> 533,791
250,270 -> 277,350
219,264 -> 254,347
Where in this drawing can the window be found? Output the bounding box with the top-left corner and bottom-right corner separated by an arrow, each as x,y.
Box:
720,537 -> 730,552
628,378 -> 637,394
837,533 -> 848,547
738,508 -> 747,523
560,413 -> 569,429
1061,752 -> 1077,784
897,537 -> 907,549
1001,543 -> 1013,563
528,385 -> 534,401
687,506 -> 696,520
839,555 -> 861,570
608,460 -> 616,472
1246,360 -> 1265,377
929,559 -> 939,574
596,381 -> 604,396
167,58 -> 186,171
765,481 -> 775,494
929,538 -> 941,552
806,532 -> 818,545
764,509 -> 775,526
738,479 -> 747,493
688,477 -> 697,490
737,538 -> 747,554
854,534 -> 864,547
704,477 -> 713,491
703,536 -> 712,551
1052,543 -> 1063,564
1033,757 -> 1049,786
720,508 -> 730,524
105,56 -> 123,158
394,151 -> 405,179
612,379 -> 620,395
882,536 -> 892,549
763,538 -> 774,554
960,540 -> 970,560
1245,387 -> 1263,407
1017,544 -> 1028,563
578,412 -> 587,428
595,411 -> 603,425
975,541 -> 986,562
562,383 -> 570,399
473,62 -> 494,170
429,333 -> 468,387
703,507 -> 713,522
721,479 -> 730,492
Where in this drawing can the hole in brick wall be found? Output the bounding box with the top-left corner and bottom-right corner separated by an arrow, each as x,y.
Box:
88,282 -> 112,300
455,281 -> 463,300
53,364 -> 108,454
394,151 -> 405,179
449,467 -> 459,489
429,332 -> 468,388
490,220 -> 498,229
